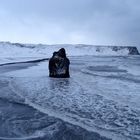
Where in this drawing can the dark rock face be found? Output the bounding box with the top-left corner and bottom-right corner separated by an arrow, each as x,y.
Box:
112,46 -> 122,52
127,47 -> 140,55
111,46 -> 140,55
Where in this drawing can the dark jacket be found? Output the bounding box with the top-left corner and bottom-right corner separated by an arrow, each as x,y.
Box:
49,48 -> 70,78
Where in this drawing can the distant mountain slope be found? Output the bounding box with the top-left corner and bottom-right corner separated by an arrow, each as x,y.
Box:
0,42 -> 139,58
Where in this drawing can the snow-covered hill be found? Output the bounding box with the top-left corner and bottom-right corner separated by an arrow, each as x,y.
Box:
0,42 -> 139,59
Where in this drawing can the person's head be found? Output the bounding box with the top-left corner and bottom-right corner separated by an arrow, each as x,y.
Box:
52,51 -> 57,56
58,48 -> 66,58
53,51 -> 59,60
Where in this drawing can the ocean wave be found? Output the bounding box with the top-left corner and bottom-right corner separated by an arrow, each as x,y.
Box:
9,77 -> 137,140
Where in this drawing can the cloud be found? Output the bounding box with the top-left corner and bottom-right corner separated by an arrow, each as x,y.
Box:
0,0 -> 140,49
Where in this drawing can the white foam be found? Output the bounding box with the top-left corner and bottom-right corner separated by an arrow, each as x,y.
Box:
9,79 -> 125,140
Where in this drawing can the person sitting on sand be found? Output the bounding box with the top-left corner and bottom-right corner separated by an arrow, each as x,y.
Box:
49,48 -> 70,78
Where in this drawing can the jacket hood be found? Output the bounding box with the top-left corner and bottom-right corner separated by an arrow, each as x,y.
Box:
58,48 -> 66,58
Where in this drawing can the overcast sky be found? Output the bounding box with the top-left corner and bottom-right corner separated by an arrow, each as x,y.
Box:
0,0 -> 140,48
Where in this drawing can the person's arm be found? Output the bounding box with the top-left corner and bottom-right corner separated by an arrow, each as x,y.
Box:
49,58 -> 57,77
62,58 -> 70,73
49,58 -> 52,71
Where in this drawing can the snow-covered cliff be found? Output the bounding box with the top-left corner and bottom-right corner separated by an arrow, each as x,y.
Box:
0,42 -> 139,58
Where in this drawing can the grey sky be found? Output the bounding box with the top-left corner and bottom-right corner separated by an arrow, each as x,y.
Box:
0,0 -> 140,48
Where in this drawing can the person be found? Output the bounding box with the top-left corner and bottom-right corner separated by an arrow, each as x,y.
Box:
49,48 -> 70,78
